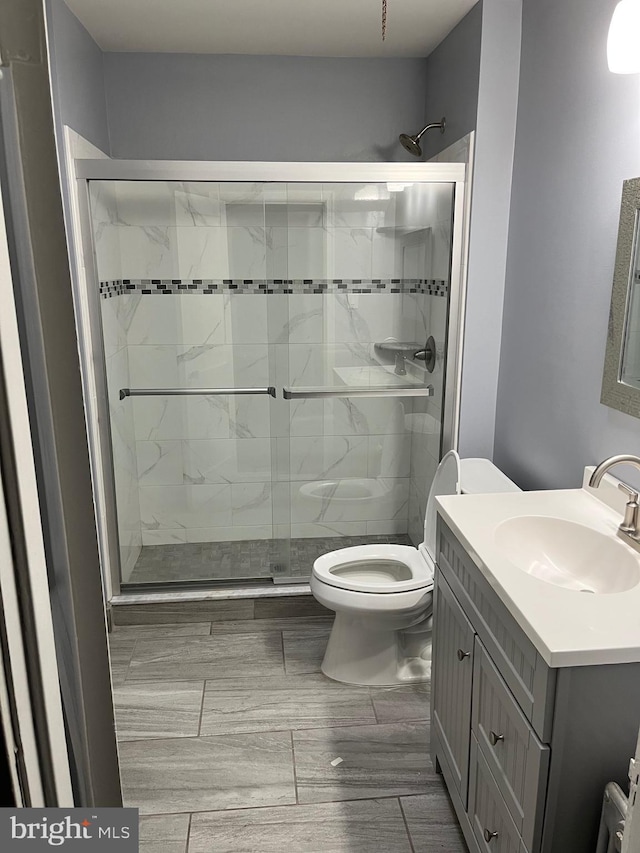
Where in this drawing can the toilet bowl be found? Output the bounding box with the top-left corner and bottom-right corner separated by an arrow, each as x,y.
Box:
310,452 -> 520,686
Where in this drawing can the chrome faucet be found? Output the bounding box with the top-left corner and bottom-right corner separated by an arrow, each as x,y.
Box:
589,455 -> 640,551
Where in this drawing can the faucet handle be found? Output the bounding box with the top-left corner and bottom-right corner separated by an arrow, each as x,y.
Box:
618,482 -> 639,502
618,483 -> 640,537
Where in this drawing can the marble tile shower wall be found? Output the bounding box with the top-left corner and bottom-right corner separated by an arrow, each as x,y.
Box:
92,182 -> 451,556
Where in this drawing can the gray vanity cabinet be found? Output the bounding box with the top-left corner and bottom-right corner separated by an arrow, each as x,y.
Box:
432,520 -> 640,853
432,571 -> 475,798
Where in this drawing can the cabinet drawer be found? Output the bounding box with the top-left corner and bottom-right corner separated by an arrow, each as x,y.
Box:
473,639 -> 549,852
469,735 -> 527,853
438,521 -> 555,742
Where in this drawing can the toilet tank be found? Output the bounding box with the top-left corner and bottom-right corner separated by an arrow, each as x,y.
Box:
459,458 -> 521,494
421,452 -> 520,562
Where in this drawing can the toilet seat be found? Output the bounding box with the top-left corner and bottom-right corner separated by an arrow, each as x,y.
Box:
313,544 -> 433,594
312,450 -> 463,597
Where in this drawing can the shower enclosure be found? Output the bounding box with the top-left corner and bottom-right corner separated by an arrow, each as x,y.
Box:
74,162 -> 466,594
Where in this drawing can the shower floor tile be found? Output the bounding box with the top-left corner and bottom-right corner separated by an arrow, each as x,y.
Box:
128,533 -> 412,585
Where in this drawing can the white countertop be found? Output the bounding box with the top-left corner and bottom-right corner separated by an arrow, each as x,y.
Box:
436,486 -> 640,668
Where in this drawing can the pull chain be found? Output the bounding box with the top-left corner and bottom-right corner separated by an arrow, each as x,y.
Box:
382,0 -> 387,41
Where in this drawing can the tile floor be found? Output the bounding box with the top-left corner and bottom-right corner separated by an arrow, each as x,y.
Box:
109,615 -> 467,852
128,534 -> 413,585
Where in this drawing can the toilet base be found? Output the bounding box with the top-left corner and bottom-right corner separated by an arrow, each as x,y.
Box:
320,612 -> 431,686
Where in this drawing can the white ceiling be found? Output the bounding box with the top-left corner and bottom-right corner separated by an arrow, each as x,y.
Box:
63,0 -> 478,57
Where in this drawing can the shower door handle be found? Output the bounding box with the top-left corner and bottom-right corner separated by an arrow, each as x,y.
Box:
282,385 -> 433,400
119,387 -> 276,400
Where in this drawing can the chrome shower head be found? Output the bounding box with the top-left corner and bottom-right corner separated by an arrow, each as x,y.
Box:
399,133 -> 423,157
398,117 -> 446,157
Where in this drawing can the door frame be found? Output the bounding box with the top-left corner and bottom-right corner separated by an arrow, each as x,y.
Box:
72,159 -> 469,599
0,149 -> 74,806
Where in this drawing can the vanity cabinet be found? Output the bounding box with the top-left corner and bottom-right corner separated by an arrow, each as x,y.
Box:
432,571 -> 475,798
432,520 -> 640,853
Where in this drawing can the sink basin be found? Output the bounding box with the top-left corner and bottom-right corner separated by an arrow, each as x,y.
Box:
494,516 -> 640,594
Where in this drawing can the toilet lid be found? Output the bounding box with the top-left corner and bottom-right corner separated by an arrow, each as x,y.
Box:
313,544 -> 433,593
422,449 -> 461,561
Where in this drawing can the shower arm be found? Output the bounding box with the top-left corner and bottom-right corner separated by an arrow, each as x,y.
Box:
414,121 -> 446,142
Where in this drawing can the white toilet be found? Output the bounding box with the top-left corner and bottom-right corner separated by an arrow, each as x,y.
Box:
310,452 -> 520,686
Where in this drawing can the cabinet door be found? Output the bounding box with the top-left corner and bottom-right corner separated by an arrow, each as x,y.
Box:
432,571 -> 476,802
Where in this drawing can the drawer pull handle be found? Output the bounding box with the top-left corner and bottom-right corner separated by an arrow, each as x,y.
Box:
483,829 -> 499,843
489,731 -> 505,746
457,649 -> 470,661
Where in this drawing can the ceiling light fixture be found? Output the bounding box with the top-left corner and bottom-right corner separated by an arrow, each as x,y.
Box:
607,0 -> 640,73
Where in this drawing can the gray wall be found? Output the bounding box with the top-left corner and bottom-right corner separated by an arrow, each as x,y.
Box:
103,54 -> 428,161
45,0 -> 110,154
494,0 -> 640,489
457,0 -> 522,459
422,1 -> 483,160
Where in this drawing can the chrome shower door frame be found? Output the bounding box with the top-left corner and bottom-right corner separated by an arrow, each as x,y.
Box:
72,160 -> 468,599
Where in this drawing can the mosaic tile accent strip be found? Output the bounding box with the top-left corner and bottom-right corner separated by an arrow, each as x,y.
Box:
99,280 -> 125,298
99,278 -> 449,299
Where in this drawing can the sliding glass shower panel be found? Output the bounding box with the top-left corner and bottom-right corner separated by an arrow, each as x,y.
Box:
276,181 -> 454,578
90,180 -> 287,586
88,178 -> 454,588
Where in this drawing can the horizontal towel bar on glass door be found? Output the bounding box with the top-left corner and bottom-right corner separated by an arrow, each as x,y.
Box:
282,385 -> 433,400
119,387 -> 277,401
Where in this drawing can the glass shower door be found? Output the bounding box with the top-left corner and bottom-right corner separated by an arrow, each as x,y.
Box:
273,179 -> 455,580
90,180 -> 287,587
88,176 -> 455,589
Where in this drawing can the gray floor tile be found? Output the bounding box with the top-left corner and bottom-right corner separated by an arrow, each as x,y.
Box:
255,595 -> 331,619
188,798 -> 413,853
127,633 -> 284,682
282,628 -> 331,674
114,681 -> 204,741
293,721 -> 436,804
112,622 -> 212,638
401,791 -> 468,852
112,599 -> 254,626
200,674 -> 375,735
139,814 -> 190,853
209,616 -> 334,634
108,637 -> 137,687
119,731 -> 295,814
371,683 -> 431,723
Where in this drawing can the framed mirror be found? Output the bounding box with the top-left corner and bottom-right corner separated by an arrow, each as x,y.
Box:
601,177 -> 640,417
